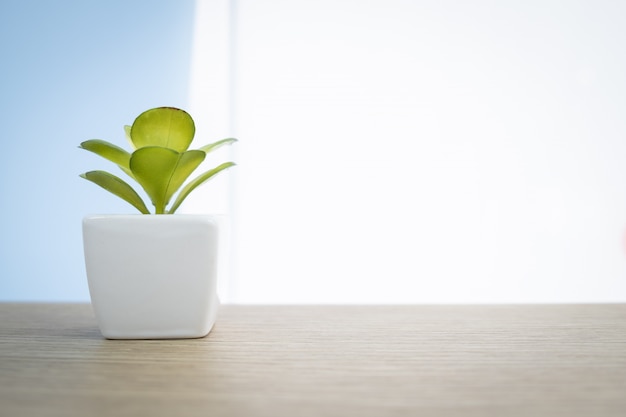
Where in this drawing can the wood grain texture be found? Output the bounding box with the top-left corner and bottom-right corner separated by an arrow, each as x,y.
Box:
0,303 -> 625,417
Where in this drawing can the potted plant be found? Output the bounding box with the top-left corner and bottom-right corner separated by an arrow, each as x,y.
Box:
80,106 -> 236,339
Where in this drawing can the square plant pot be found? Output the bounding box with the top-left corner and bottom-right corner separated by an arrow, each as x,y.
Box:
82,215 -> 220,339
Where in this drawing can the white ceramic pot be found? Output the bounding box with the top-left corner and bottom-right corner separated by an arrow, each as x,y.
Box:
82,215 -> 220,339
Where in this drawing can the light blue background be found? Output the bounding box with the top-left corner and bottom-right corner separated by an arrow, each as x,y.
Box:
0,0 -> 195,301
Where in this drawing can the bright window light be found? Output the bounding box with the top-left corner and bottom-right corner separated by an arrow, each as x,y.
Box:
191,0 -> 626,304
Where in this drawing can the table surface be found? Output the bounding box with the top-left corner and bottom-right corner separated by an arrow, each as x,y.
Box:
1,303 -> 625,417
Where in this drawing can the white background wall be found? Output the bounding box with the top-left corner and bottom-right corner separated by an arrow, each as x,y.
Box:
212,0 -> 626,303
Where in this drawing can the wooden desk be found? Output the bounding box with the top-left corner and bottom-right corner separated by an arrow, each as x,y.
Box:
1,304 -> 625,416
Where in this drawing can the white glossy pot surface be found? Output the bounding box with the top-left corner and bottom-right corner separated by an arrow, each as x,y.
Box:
83,215 -> 219,339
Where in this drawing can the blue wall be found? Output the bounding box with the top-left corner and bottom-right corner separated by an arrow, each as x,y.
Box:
0,0 -> 196,301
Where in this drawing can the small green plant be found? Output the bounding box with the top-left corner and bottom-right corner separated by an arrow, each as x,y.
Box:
79,107 -> 236,214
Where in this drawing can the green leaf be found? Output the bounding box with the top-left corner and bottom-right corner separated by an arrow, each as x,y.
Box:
80,171 -> 150,214
130,107 -> 195,152
79,139 -> 133,178
164,150 -> 206,205
198,138 -> 238,154
168,162 -> 236,214
123,125 -> 135,150
129,147 -> 205,214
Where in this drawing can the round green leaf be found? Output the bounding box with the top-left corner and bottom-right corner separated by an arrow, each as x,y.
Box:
123,125 -> 135,150
80,171 -> 149,214
168,162 -> 236,214
79,139 -> 133,178
198,138 -> 238,154
130,107 -> 195,152
129,147 -> 205,214
164,150 -> 206,205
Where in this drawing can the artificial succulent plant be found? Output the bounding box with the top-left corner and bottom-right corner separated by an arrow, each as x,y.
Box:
79,107 -> 236,214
